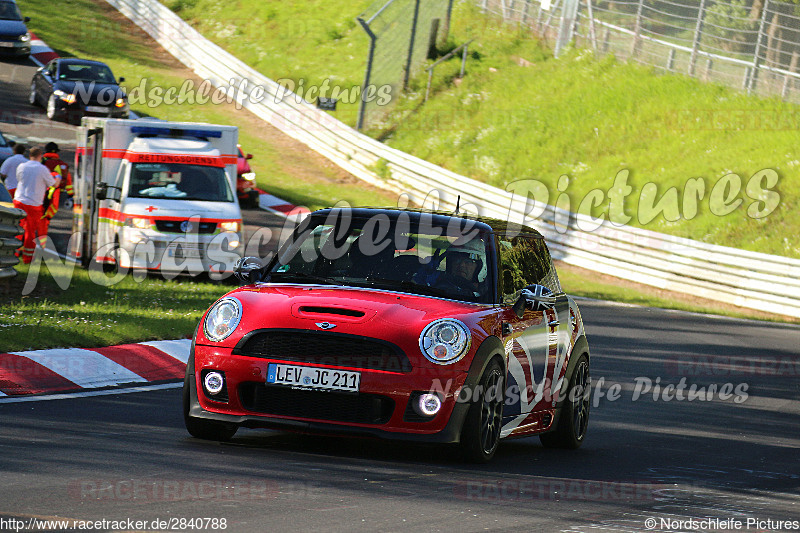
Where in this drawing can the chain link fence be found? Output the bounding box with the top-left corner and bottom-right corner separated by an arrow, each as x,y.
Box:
478,0 -> 800,103
357,0 -> 453,129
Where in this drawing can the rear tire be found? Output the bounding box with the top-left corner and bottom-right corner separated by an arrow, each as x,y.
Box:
540,354 -> 590,449
460,359 -> 505,463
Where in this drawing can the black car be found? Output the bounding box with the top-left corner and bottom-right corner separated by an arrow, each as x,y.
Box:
0,0 -> 30,58
29,58 -> 129,122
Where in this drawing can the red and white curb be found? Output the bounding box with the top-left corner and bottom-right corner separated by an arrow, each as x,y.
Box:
29,32 -> 58,67
256,188 -> 309,221
0,339 -> 190,399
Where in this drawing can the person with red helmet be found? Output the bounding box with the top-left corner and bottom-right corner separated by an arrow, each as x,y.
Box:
40,141 -> 74,236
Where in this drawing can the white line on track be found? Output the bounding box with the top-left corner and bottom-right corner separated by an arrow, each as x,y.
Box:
0,382 -> 182,404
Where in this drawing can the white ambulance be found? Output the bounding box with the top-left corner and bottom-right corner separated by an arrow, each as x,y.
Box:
70,118 -> 244,276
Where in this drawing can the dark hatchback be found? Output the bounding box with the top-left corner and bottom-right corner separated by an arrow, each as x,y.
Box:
30,58 -> 129,122
0,0 -> 30,58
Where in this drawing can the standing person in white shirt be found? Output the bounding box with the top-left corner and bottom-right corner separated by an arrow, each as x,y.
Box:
13,146 -> 61,264
1,143 -> 27,198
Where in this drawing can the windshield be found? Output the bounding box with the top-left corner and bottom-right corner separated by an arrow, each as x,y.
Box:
268,214 -> 495,304
0,3 -> 22,20
128,162 -> 234,202
58,63 -> 117,83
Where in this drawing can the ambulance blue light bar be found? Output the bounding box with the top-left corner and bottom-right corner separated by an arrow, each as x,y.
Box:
130,126 -> 223,138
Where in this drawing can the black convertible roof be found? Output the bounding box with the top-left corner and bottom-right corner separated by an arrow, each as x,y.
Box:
307,207 -> 545,238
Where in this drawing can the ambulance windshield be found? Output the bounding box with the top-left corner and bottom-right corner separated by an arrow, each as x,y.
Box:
128,163 -> 234,202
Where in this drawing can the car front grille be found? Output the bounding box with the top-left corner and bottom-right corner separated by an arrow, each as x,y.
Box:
238,382 -> 394,425
234,330 -> 412,372
155,220 -> 217,234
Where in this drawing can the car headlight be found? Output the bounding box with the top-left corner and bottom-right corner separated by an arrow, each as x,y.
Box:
204,297 -> 242,342
53,90 -> 76,104
20,32 -> 30,42
115,97 -> 126,108
219,221 -> 241,233
126,217 -> 151,230
419,318 -> 471,365
240,172 -> 256,182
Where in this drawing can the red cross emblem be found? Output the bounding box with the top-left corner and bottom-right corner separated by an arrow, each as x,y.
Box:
145,206 -> 157,212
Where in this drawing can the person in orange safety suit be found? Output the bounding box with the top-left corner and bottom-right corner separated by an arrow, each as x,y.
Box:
40,141 -> 74,237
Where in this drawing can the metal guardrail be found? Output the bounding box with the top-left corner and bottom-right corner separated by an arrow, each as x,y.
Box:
106,0 -> 800,319
0,203 -> 25,279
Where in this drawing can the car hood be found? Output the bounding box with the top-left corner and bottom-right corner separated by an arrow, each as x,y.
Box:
0,20 -> 26,37
55,80 -> 125,100
200,283 -> 500,355
237,158 -> 251,175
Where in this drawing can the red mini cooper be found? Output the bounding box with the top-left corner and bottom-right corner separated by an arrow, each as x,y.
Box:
184,207 -> 590,462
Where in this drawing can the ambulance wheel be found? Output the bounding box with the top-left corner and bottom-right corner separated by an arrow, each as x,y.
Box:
103,238 -> 122,273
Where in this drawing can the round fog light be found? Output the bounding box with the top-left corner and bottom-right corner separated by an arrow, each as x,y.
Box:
204,371 -> 225,395
418,393 -> 442,416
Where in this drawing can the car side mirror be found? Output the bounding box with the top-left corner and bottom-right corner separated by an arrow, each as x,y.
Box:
513,285 -> 556,318
118,77 -> 125,83
246,154 -> 253,160
233,256 -> 264,285
24,16 -> 30,22
95,182 -> 108,200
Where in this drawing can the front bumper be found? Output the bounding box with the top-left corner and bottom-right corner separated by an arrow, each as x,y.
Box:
55,100 -> 129,119
111,228 -> 244,275
188,344 -> 473,443
0,39 -> 29,56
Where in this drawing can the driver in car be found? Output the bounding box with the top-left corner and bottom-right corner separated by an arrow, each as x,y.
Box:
415,238 -> 487,299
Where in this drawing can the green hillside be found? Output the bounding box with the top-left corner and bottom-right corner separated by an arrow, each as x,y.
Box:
165,0 -> 799,258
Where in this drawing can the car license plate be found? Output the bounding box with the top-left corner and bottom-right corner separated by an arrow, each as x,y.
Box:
168,244 -> 202,258
86,105 -> 110,113
0,42 -> 14,48
266,363 -> 360,393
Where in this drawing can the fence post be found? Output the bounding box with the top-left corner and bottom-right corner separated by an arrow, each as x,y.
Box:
403,0 -> 421,91
357,17 -> 377,131
688,0 -> 707,77
585,0 -> 598,52
630,0 -> 644,58
667,48 -> 676,71
782,51 -> 799,99
441,0 -> 455,44
461,43 -> 469,77
704,58 -> 713,81
602,26 -> 611,53
555,0 -> 580,57
748,0 -> 771,93
522,0 -> 532,25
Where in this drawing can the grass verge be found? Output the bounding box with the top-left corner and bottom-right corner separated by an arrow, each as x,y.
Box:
0,264 -> 231,352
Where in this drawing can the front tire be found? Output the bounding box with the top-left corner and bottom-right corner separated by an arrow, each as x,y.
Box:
46,94 -> 58,121
460,359 -> 505,463
183,370 -> 237,442
540,354 -> 590,449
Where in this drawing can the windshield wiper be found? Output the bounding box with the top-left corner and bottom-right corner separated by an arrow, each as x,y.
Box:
350,277 -> 457,299
265,271 -> 339,285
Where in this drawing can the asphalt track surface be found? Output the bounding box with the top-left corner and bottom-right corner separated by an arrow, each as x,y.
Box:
3,58 -> 800,533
